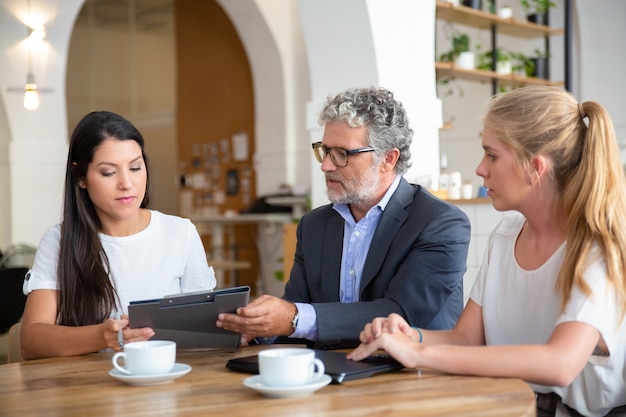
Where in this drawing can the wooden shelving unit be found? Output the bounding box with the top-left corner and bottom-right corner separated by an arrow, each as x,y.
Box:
435,1 -> 563,38
435,1 -> 567,90
435,61 -> 564,88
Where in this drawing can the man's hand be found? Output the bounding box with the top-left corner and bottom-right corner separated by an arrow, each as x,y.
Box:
215,295 -> 297,341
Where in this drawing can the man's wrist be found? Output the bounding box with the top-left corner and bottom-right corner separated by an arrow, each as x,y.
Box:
291,306 -> 299,331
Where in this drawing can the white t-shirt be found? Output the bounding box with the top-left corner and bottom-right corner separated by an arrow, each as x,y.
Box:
24,210 -> 216,314
470,213 -> 626,417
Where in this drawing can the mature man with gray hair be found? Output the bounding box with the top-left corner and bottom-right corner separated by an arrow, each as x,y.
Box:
217,85 -> 470,349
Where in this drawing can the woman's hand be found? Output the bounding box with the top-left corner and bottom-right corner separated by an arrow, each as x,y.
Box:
347,313 -> 423,368
103,315 -> 154,352
359,313 -> 416,344
348,327 -> 422,368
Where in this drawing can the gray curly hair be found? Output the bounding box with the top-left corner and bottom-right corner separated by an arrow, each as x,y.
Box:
318,86 -> 413,174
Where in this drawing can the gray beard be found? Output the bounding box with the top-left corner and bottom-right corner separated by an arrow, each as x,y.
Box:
327,165 -> 380,209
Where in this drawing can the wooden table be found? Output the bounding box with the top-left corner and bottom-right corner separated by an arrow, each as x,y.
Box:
0,345 -> 536,417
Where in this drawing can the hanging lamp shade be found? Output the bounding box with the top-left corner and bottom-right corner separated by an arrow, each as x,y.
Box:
5,0 -> 52,109
23,72 -> 39,110
7,71 -> 51,111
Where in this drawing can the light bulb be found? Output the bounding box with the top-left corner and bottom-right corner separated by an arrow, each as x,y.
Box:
28,26 -> 46,41
24,86 -> 39,110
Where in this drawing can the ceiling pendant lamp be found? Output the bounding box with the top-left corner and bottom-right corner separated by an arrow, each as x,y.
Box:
23,72 -> 40,110
6,0 -> 52,110
6,52 -> 51,110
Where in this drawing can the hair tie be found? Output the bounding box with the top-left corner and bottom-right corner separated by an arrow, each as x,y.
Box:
578,103 -> 586,119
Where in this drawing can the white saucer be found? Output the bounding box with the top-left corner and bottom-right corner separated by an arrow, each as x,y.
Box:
109,363 -> 191,386
243,374 -> 332,398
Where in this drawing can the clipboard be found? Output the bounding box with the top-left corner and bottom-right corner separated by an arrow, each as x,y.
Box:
128,286 -> 250,349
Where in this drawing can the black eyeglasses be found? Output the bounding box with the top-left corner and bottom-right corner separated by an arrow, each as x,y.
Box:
311,142 -> 375,167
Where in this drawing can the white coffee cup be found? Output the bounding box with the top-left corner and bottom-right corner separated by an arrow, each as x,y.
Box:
112,340 -> 176,375
258,348 -> 325,387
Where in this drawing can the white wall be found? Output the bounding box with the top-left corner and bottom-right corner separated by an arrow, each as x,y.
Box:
0,85 -> 11,249
576,1 -> 626,150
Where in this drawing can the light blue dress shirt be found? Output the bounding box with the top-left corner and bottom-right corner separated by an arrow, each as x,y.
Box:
291,175 -> 402,340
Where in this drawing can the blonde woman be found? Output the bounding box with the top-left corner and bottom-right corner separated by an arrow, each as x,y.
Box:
349,86 -> 626,416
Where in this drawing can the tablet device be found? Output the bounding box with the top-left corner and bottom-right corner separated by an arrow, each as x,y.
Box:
128,286 -> 250,349
226,349 -> 403,383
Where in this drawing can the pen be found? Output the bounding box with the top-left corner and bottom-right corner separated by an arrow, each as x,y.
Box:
115,312 -> 124,349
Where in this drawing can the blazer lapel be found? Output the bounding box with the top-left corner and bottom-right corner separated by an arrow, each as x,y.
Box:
321,213 -> 344,301
360,179 -> 413,291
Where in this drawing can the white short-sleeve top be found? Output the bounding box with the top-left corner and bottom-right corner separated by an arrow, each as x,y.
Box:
470,213 -> 626,417
24,210 -> 216,314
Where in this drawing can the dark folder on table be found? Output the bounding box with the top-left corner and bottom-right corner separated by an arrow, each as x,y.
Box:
226,349 -> 403,384
128,286 -> 250,349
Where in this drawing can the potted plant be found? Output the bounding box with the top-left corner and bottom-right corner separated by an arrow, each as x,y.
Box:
438,27 -> 474,70
531,48 -> 551,79
462,0 -> 483,10
486,0 -> 496,14
520,0 -> 555,25
497,5 -> 513,19
511,52 -> 535,77
476,47 -> 514,74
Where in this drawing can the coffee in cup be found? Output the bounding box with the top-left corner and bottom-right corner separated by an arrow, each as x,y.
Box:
112,340 -> 176,375
258,348 -> 325,387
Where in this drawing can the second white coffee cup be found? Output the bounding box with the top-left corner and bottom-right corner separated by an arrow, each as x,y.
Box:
112,340 -> 176,375
258,348 -> 325,387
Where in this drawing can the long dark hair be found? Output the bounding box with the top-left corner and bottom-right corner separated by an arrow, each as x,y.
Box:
58,111 -> 152,326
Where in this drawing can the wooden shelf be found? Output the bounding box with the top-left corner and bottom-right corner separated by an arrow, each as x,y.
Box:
435,1 -> 563,38
435,61 -> 565,88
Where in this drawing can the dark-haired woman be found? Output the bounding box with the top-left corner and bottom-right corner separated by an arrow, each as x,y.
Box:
21,111 -> 215,360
